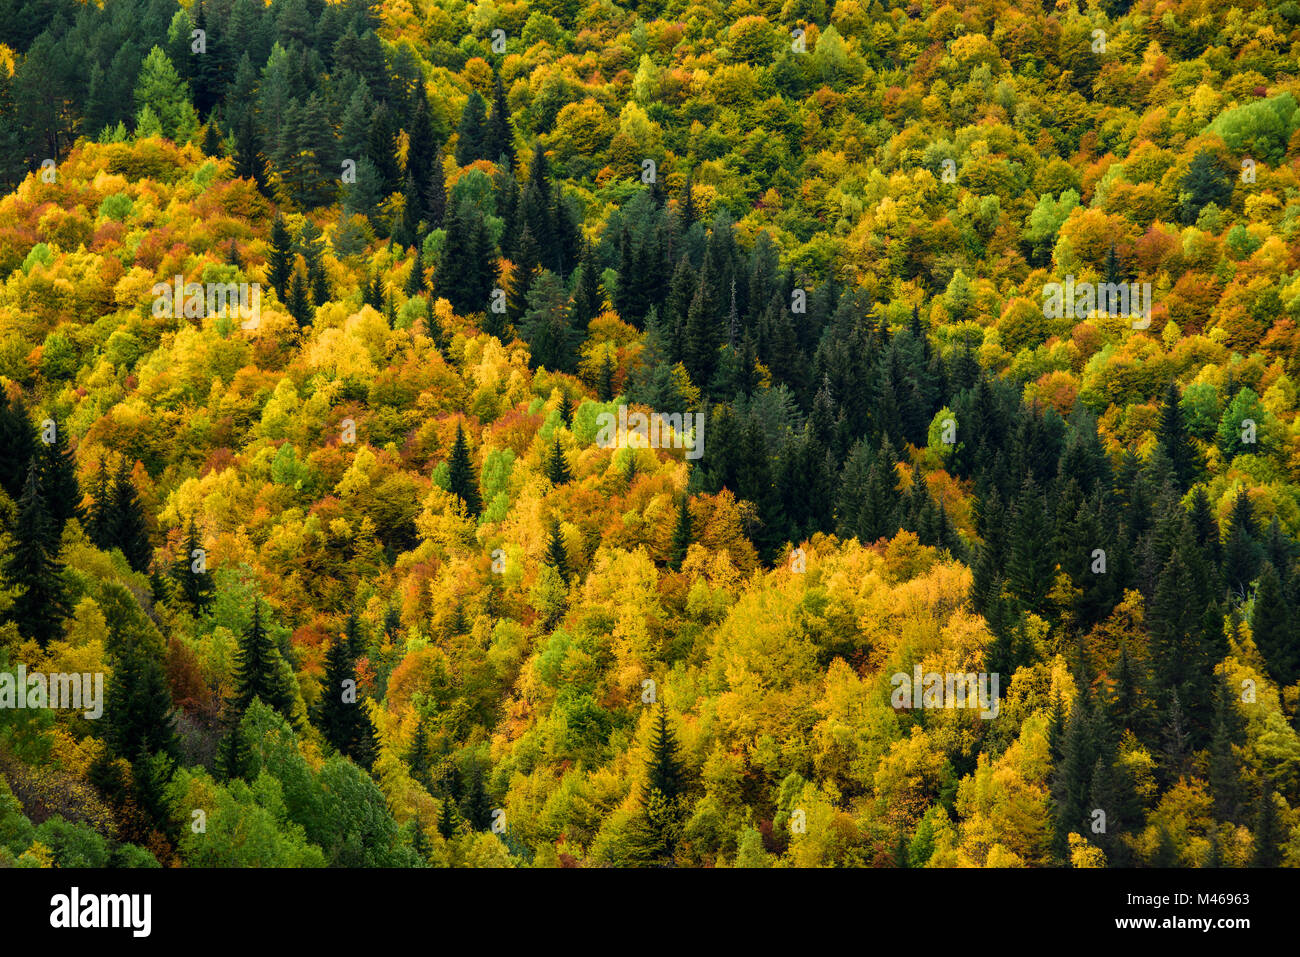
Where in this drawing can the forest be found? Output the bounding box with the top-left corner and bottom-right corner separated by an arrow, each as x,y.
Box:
1,0 -> 1300,868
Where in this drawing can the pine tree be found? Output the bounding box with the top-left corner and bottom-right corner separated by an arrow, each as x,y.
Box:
408,717 -> 431,789
669,493 -> 691,571
644,704 -> 685,804
267,214 -> 294,300
597,351 -> 616,401
3,465 -> 71,647
404,245 -> 426,297
446,423 -> 481,518
232,599 -> 295,719
216,718 -> 254,781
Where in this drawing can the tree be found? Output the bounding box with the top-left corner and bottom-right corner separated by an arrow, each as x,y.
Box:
108,460 -> 152,573
314,635 -> 377,769
1156,381 -> 1198,490
446,423 -> 481,517
267,214 -> 294,301
545,518 -> 569,582
1179,150 -> 1234,225
484,71 -> 516,170
633,705 -> 688,863
3,465 -> 70,647
454,90 -> 487,166
669,494 -> 691,571
105,644 -> 178,762
232,600 -> 295,720
171,515 -> 213,613
545,434 -> 571,485
1251,562 -> 1297,687
0,392 -> 35,501
134,46 -> 199,142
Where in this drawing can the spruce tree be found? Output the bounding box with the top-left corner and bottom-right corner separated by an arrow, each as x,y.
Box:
4,465 -> 71,646
232,599 -> 295,719
36,417 -> 81,535
483,71 -> 516,170
446,422 -> 481,517
1251,785 -> 1282,867
454,90 -> 487,166
545,518 -> 569,582
171,515 -> 214,613
1251,561 -> 1297,686
105,644 -> 179,762
107,460 -> 152,573
0,392 -> 35,500
267,214 -> 294,300
546,433 -> 571,485
1156,381 -> 1198,490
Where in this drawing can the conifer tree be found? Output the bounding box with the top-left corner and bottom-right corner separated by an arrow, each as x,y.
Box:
4,465 -> 71,647
106,644 -> 179,762
171,515 -> 214,613
232,599 -> 295,720
483,71 -> 516,170
545,518 -> 569,583
669,493 -> 691,571
446,422 -> 481,518
36,417 -> 81,535
108,459 -> 152,573
1251,561 -> 1297,686
267,214 -> 294,301
454,90 -> 487,166
0,392 -> 35,500
1156,381 -> 1198,490
546,434 -> 571,485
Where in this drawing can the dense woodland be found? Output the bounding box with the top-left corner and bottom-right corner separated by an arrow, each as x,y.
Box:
2,0 -> 1300,867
